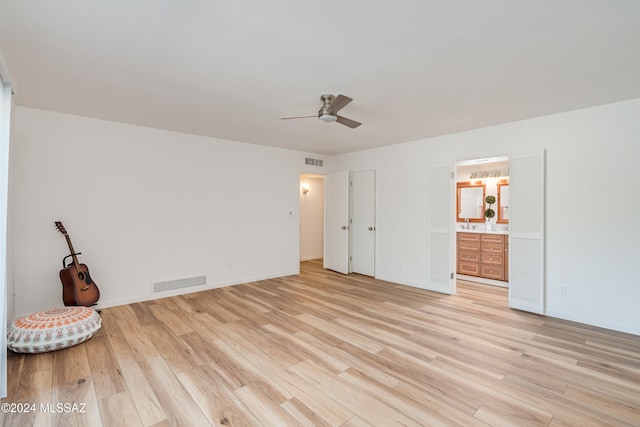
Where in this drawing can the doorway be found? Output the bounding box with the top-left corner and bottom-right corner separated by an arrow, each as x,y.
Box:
299,174 -> 324,262
454,152 -> 546,315
300,171 -> 376,277
455,156 -> 510,288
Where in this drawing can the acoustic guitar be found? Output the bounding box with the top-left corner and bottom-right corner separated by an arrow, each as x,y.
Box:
55,221 -> 100,306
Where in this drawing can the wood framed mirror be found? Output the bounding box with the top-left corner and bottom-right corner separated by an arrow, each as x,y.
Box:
497,181 -> 509,224
456,181 -> 486,222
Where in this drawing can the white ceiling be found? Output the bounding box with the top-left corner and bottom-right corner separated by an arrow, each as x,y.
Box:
1,1 -> 639,155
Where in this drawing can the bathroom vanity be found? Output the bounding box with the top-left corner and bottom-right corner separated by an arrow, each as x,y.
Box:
457,231 -> 508,283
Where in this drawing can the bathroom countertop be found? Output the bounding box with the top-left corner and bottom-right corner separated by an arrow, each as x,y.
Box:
457,227 -> 509,235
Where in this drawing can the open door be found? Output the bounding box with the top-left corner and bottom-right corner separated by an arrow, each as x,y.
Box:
427,164 -> 455,294
324,171 -> 350,274
509,150 -> 545,314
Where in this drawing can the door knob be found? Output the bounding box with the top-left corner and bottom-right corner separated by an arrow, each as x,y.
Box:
368,226 -> 375,231
341,226 -> 348,230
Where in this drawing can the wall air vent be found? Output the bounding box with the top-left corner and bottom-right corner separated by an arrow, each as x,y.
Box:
153,275 -> 206,293
305,157 -> 324,167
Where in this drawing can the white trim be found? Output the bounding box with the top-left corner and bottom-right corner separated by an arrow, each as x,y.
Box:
93,270 -> 299,310
0,78 -> 12,398
545,310 -> 640,337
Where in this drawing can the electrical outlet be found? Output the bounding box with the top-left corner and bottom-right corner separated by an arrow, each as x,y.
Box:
559,285 -> 567,296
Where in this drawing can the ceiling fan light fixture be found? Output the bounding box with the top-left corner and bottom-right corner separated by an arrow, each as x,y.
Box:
280,94 -> 361,128
318,113 -> 337,123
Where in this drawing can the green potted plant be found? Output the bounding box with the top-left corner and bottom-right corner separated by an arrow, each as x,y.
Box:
485,195 -> 496,231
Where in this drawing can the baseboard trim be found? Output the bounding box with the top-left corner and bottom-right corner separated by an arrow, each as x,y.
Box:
545,309 -> 640,337
93,269 -> 300,311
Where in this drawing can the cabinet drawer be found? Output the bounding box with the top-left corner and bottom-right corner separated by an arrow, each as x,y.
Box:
481,253 -> 504,266
481,234 -> 504,244
458,251 -> 479,262
480,265 -> 504,280
458,233 -> 480,242
458,262 -> 480,276
458,241 -> 480,252
481,244 -> 504,254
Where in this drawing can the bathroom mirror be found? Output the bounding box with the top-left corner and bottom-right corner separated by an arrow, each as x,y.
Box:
456,182 -> 486,222
497,182 -> 509,223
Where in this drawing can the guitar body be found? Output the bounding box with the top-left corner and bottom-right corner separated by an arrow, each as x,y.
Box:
55,221 -> 101,307
59,262 -> 100,306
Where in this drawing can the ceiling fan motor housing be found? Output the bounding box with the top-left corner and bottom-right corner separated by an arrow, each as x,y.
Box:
318,94 -> 338,122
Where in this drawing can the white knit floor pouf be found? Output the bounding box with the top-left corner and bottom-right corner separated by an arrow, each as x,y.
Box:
7,306 -> 101,353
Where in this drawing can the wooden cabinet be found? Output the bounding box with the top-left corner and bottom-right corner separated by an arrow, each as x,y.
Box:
457,232 -> 508,282
457,233 -> 481,277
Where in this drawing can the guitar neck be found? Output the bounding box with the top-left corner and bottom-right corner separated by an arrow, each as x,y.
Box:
64,233 -> 81,268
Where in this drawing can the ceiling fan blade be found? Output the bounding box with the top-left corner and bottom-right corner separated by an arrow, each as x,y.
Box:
327,95 -> 353,114
336,115 -> 361,128
279,115 -> 317,120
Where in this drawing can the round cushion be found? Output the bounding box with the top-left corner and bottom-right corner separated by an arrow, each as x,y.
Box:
7,307 -> 101,353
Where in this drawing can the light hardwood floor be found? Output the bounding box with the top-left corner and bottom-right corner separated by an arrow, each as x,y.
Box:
3,259 -> 640,426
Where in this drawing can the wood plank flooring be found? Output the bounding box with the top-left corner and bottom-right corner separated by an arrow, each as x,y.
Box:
3,259 -> 640,426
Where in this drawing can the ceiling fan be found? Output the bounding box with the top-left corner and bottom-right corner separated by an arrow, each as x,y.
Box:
280,94 -> 362,128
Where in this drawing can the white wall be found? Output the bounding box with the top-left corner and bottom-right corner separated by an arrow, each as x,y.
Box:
11,98 -> 640,336
333,98 -> 640,335
11,107 -> 328,315
299,175 -> 324,261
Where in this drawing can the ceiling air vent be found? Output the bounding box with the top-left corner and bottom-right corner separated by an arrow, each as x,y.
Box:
305,157 -> 324,167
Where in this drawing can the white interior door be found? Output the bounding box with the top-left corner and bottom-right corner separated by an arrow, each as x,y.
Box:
509,150 -> 545,314
428,164 -> 455,294
351,170 -> 375,276
324,171 -> 350,274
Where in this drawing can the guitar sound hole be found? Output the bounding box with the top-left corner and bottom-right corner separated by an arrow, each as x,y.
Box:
77,272 -> 85,281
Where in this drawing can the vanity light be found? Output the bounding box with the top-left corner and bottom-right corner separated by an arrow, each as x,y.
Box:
470,170 -> 510,183
301,183 -> 310,195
